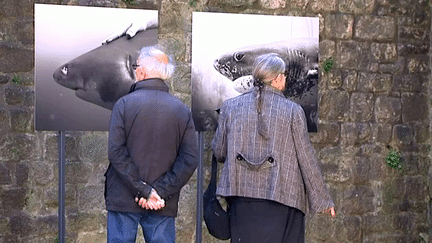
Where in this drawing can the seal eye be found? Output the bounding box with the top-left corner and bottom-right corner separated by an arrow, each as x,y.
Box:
233,52 -> 244,62
61,66 -> 68,75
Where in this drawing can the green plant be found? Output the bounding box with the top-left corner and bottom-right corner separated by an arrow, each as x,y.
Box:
322,57 -> 334,73
189,0 -> 198,7
12,75 -> 21,85
385,145 -> 403,171
122,0 -> 136,4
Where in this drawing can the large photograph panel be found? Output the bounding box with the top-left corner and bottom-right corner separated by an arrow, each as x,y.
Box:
191,12 -> 319,132
35,4 -> 158,131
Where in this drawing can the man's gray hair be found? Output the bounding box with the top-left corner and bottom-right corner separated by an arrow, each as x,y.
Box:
137,46 -> 175,80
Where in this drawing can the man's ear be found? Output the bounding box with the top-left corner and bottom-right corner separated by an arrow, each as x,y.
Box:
135,66 -> 146,81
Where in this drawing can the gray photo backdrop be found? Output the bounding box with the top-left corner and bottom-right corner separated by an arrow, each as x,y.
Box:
35,4 -> 157,131
191,12 -> 319,132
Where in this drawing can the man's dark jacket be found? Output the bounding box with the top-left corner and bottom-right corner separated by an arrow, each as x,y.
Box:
105,78 -> 198,217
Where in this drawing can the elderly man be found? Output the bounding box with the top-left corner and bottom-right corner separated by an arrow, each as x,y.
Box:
105,46 -> 198,242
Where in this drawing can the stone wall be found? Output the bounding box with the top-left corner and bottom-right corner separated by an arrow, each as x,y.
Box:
0,0 -> 431,242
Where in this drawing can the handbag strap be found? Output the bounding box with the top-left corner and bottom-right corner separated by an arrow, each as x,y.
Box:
207,154 -> 218,196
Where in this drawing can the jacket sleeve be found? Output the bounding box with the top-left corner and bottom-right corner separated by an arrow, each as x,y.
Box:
291,105 -> 334,213
151,113 -> 199,199
108,100 -> 153,199
211,104 -> 228,162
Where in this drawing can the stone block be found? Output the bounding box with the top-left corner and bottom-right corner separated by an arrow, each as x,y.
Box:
382,178 -> 405,207
9,213 -> 33,237
341,70 -> 358,91
77,184 -> 105,211
392,124 -> 414,145
42,133 -> 59,162
321,70 -> 343,90
392,74 -> 425,92
310,123 -> 339,145
311,0 -> 337,11
412,9 -> 430,26
398,43 -> 429,56
375,96 -> 401,124
160,4 -> 192,35
401,92 -> 427,122
171,63 -> 192,94
0,163 -> 11,185
400,151 -> 430,176
45,184 -> 77,209
343,216 -> 361,242
324,14 -> 353,39
394,213 -> 414,231
0,16 -> 34,45
10,108 -> 33,133
404,176 -> 427,200
305,215 -> 336,241
5,86 -> 34,107
352,156 -> 371,185
371,43 -> 397,62
0,216 -> 8,237
0,0 -> 33,17
76,232 -> 106,243
287,0 -> 310,10
65,134 -> 81,162
73,0 -> 120,7
362,214 -> 393,234
15,162 -> 29,186
260,0 -> 285,9
0,44 -> 34,73
372,123 -> 392,144
158,34 -> 187,62
65,162 -> 93,184
355,16 -> 396,41
24,187 -> 44,216
341,122 -> 372,145
34,215 -> 57,235
337,41 -> 372,70
407,55 -> 429,74
319,147 -> 352,182
0,75 -> 10,84
1,134 -> 38,162
31,162 -> 54,186
341,186 -> 375,215
338,0 -> 375,13
319,90 -> 350,121
77,132 -> 108,162
319,39 -> 335,60
379,58 -> 406,74
357,72 -> 392,93
68,211 -> 105,233
399,26 -> 429,43
88,163 -> 108,185
412,122 -> 429,143
350,93 -> 374,122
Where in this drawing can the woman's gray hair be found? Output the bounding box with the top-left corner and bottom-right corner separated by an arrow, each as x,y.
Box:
252,53 -> 286,140
252,53 -> 285,84
137,46 -> 175,80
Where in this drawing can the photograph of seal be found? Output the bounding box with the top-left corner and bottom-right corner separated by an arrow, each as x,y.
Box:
192,12 -> 319,132
35,4 -> 158,131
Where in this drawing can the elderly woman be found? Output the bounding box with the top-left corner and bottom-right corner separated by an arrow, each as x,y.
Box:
211,53 -> 335,243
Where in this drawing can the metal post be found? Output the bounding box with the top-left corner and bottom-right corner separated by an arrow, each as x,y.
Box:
195,132 -> 204,243
58,131 -> 66,243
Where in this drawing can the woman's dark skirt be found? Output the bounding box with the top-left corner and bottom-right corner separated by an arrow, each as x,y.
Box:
226,196 -> 305,243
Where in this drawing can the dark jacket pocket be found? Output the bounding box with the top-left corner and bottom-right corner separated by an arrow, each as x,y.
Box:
235,153 -> 276,171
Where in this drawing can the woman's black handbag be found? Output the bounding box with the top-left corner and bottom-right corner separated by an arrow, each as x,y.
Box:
203,154 -> 231,240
